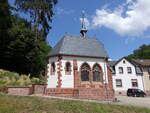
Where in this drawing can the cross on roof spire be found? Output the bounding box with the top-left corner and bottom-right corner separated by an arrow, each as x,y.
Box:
80,10 -> 88,37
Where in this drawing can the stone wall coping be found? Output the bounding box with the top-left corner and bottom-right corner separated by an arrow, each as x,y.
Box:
7,86 -> 31,88
32,84 -> 47,85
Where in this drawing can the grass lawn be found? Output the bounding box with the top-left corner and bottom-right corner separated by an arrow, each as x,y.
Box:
0,94 -> 150,113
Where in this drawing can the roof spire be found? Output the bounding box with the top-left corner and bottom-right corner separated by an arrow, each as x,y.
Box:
80,10 -> 88,37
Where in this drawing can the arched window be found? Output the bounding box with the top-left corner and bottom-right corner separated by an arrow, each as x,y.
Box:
92,64 -> 103,82
80,63 -> 91,81
65,62 -> 71,75
51,62 -> 55,75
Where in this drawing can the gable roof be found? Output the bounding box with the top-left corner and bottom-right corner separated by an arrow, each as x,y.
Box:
108,57 -> 130,67
108,61 -> 117,67
108,57 -> 143,74
131,59 -> 150,67
48,35 -> 108,58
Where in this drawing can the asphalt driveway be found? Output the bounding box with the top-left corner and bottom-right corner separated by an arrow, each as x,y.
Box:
35,94 -> 150,109
115,95 -> 150,108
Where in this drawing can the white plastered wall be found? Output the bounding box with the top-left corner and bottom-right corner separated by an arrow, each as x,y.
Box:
47,56 -> 108,88
112,58 -> 144,93
47,57 -> 58,88
61,56 -> 108,88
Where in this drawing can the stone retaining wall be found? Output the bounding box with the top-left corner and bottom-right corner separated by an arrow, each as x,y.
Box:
32,84 -> 46,94
77,88 -> 114,100
7,84 -> 46,96
45,87 -> 114,101
7,86 -> 32,96
45,88 -> 76,97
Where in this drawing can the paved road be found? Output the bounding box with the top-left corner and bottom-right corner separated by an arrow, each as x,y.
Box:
35,94 -> 150,109
115,95 -> 150,108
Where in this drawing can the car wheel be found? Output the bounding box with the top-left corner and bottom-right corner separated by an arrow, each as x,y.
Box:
142,94 -> 146,97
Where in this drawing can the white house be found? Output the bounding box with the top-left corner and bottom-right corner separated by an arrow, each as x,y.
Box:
109,58 -> 144,95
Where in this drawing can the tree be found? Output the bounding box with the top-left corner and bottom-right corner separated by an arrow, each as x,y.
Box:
8,15 -> 51,76
0,0 -> 54,77
31,41 -> 51,76
127,44 -> 150,59
0,0 -> 12,70
15,0 -> 57,41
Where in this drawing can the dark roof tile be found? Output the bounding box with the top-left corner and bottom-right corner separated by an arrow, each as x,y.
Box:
131,59 -> 150,66
48,35 -> 108,58
108,61 -> 117,67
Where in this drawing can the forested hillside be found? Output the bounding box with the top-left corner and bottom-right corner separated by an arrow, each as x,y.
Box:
0,0 -> 57,77
127,44 -> 150,59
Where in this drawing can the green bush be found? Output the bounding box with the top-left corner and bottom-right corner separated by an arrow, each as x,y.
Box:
0,69 -> 45,86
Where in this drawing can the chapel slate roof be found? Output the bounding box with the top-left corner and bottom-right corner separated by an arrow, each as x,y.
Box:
48,35 -> 108,58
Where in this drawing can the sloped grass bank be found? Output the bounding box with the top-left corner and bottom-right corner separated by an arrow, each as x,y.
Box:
0,94 -> 150,113
0,69 -> 44,87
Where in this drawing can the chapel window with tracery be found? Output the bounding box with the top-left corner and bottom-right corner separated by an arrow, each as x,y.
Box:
81,63 -> 91,81
92,64 -> 103,82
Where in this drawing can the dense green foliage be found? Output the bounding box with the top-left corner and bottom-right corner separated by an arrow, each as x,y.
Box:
0,69 -> 45,86
127,44 -> 150,59
9,15 -> 51,76
0,0 -> 13,71
0,0 -> 56,77
0,14 -> 51,76
0,94 -> 150,113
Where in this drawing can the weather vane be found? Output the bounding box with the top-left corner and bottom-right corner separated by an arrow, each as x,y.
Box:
80,10 -> 88,37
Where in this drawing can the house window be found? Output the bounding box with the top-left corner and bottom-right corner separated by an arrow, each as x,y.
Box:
131,79 -> 138,87
81,63 -> 90,81
119,67 -> 123,74
51,62 -> 55,75
127,67 -> 132,74
92,64 -> 103,82
116,79 -> 122,87
65,62 -> 71,75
